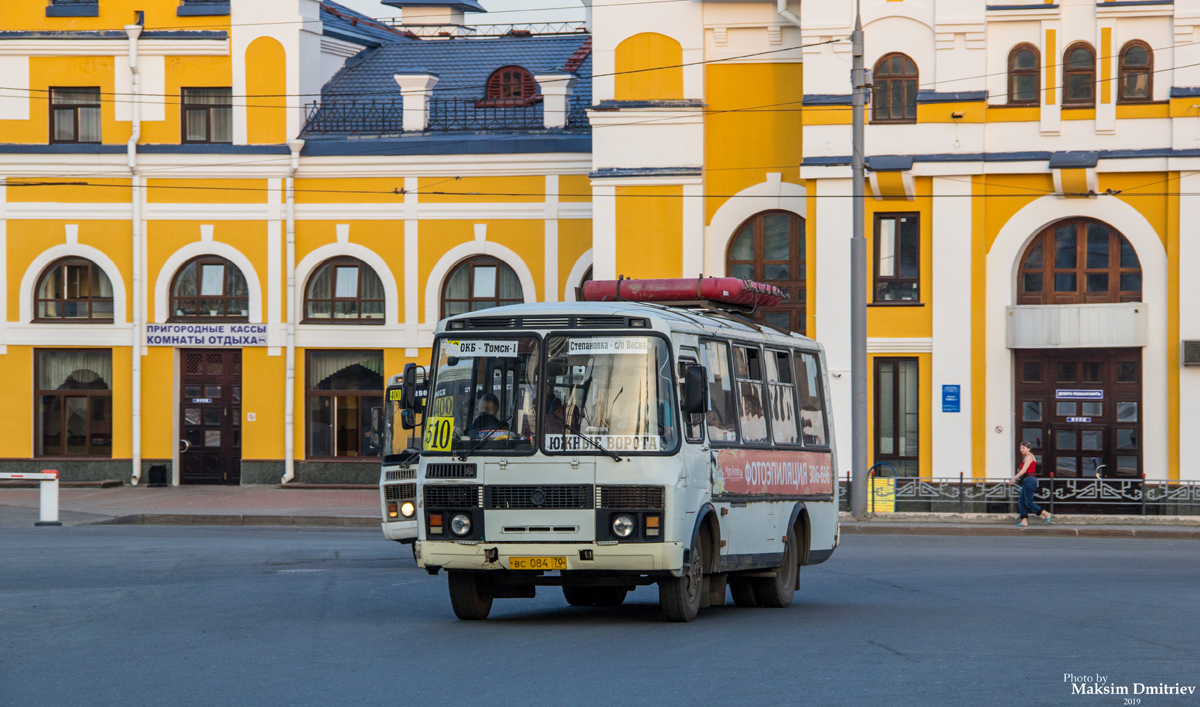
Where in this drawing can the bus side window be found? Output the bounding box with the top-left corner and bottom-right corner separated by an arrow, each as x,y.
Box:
765,350 -> 799,445
678,353 -> 704,444
795,351 -> 829,447
701,340 -> 738,443
735,346 -> 769,444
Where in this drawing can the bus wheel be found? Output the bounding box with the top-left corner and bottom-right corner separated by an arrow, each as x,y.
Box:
728,578 -> 759,607
755,532 -> 798,608
447,571 -> 494,620
659,538 -> 703,621
591,587 -> 628,607
562,586 -> 595,606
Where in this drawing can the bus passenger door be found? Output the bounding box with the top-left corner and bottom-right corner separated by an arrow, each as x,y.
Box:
677,350 -> 705,491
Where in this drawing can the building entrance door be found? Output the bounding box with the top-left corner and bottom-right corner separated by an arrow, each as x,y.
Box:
179,349 -> 242,484
1014,349 -> 1142,478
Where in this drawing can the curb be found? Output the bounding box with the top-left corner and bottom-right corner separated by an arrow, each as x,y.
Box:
94,514 -> 379,528
841,523 -> 1200,540
838,511 -> 1200,527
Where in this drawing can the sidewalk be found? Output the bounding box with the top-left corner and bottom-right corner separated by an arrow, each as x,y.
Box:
2,485 -> 1197,538
0,485 -> 380,528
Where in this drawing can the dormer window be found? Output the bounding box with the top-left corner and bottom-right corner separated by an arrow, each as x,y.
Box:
478,66 -> 541,107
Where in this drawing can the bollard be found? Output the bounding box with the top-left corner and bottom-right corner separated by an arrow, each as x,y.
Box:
37,472 -> 61,526
0,470 -> 61,526
1141,473 -> 1147,516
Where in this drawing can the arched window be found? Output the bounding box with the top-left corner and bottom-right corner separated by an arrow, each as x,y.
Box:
170,256 -> 249,321
872,53 -> 918,123
35,257 -> 114,321
304,257 -> 385,324
1118,41 -> 1152,103
726,211 -> 806,334
481,66 -> 539,106
1008,44 -> 1040,105
1017,218 -> 1142,305
441,257 -> 523,317
1063,43 -> 1096,106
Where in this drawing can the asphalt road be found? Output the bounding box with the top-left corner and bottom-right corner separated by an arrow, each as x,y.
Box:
2,528 -> 1197,707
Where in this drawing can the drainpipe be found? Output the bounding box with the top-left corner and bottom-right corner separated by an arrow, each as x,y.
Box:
126,18 -> 144,485
281,139 -> 305,484
776,0 -> 801,29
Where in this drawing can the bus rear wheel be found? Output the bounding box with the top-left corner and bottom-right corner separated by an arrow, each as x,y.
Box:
754,532 -> 798,608
447,571 -> 494,620
659,538 -> 703,622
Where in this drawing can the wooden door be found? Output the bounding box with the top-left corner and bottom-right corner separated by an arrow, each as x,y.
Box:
180,350 -> 242,484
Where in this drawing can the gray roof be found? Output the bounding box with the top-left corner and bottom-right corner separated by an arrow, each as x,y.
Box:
382,0 -> 486,11
321,34 -> 591,103
321,1 -> 413,46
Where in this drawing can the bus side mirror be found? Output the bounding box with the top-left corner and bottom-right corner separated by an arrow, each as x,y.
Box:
683,365 -> 708,415
402,363 -> 419,407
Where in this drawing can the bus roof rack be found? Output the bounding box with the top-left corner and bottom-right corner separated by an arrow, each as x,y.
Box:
579,276 -> 786,314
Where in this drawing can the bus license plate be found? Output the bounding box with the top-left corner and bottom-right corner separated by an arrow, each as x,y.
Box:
509,556 -> 566,571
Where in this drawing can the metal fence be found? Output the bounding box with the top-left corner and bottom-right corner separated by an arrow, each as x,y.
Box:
838,474 -> 1200,516
302,97 -> 591,136
303,99 -> 404,136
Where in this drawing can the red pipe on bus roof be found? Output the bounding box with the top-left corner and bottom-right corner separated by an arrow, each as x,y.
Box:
580,277 -> 786,309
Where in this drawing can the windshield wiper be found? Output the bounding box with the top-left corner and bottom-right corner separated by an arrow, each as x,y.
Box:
455,412 -> 516,462
558,417 -> 622,463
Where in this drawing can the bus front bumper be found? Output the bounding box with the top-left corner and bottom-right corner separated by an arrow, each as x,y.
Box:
382,519 -> 418,542
417,541 -> 685,574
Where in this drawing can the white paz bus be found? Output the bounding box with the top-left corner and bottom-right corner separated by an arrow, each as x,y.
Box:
394,277 -> 839,621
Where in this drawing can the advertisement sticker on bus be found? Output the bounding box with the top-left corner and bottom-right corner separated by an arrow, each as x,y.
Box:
445,340 -> 519,358
715,449 -> 834,496
568,337 -> 650,355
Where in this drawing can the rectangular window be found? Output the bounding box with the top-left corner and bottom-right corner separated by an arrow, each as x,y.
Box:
874,214 -> 920,302
36,349 -> 113,457
678,351 -> 704,444
765,350 -> 799,445
702,340 -> 739,443
50,87 -> 101,144
875,357 -> 919,476
795,351 -> 829,447
181,88 -> 233,144
734,345 -> 769,444
306,350 -> 384,458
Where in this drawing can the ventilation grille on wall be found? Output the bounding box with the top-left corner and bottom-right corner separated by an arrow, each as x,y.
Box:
1184,341 -> 1200,366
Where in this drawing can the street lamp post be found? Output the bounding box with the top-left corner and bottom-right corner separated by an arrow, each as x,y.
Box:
850,5 -> 869,518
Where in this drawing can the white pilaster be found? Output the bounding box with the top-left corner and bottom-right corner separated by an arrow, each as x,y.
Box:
682,183 -> 704,278
1178,176 -> 1200,480
592,184 -> 617,280
814,178 -> 853,478
267,178 -> 283,352
1096,19 -> 1116,134
1041,20 -> 1062,136
931,177 -> 973,476
544,175 -> 559,302
404,176 -> 419,356
0,183 -> 6,355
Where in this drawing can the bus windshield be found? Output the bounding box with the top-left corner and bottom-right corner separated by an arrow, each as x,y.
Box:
543,335 -> 678,454
424,337 -> 540,455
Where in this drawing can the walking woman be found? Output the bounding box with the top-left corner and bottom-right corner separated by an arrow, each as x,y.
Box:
1008,442 -> 1051,527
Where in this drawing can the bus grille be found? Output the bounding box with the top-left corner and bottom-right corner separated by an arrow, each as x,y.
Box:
598,485 -> 665,510
424,485 -> 483,508
425,463 -> 477,479
485,485 -> 594,510
384,483 -> 416,501
384,469 -> 416,481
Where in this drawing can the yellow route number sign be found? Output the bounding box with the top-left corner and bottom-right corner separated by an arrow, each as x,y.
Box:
424,416 -> 454,452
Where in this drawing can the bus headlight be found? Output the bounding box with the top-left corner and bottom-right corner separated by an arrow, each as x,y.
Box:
612,514 -> 635,538
451,513 -> 472,536
400,502 -> 415,518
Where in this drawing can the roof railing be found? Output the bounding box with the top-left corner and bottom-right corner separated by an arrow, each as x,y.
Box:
302,96 -> 590,136
375,20 -> 589,37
